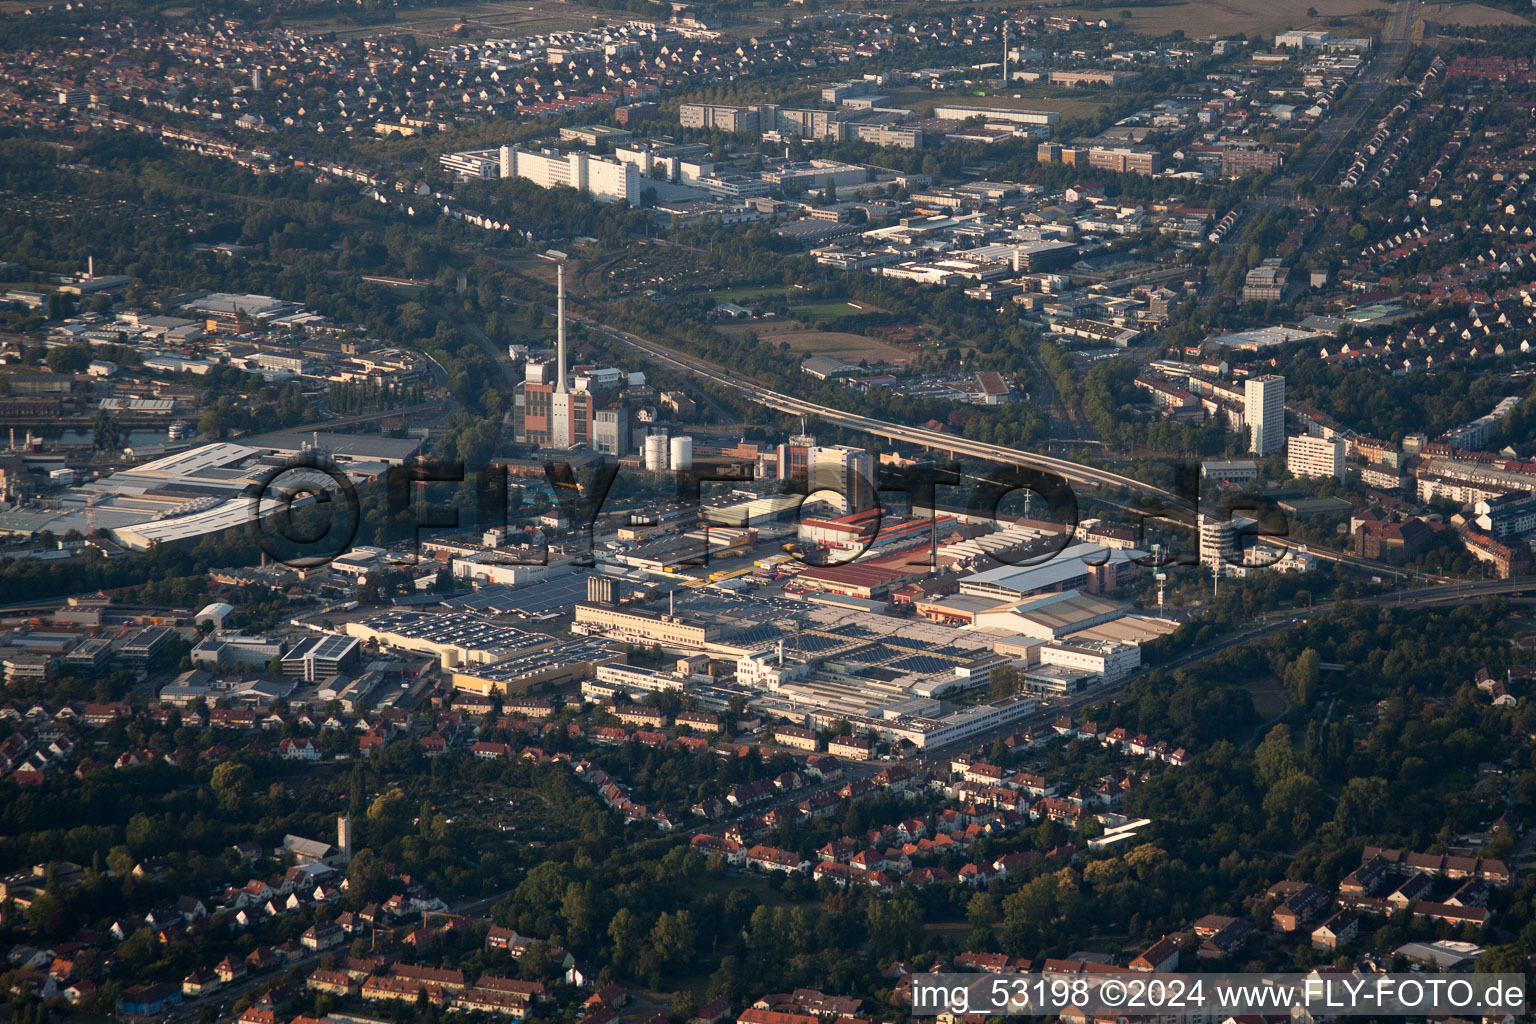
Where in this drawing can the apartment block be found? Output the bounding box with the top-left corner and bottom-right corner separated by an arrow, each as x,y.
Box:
1286,434 -> 1346,482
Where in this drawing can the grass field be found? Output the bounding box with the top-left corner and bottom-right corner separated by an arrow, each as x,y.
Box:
510,254 -> 560,289
727,319 -> 915,365
789,301 -> 868,322
1420,0 -> 1533,24
707,286 -> 791,304
1052,0 -> 1384,37
1245,679 -> 1291,720
283,0 -> 641,40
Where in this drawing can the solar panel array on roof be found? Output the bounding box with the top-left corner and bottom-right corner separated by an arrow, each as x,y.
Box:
355,611 -> 549,654
456,638 -> 619,684
730,624 -> 791,647
881,632 -> 936,652
840,643 -> 900,665
792,633 -> 848,654
311,635 -> 359,660
888,653 -> 961,674
442,576 -> 595,617
442,588 -> 517,612
121,626 -> 174,651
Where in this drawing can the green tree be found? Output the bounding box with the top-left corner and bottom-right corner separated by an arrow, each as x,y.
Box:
346,849 -> 386,903
1255,724 -> 1298,786
368,786 -> 407,825
45,344 -> 90,374
1285,648 -> 1321,705
608,907 -> 645,976
990,664 -> 1022,699
211,761 -> 253,812
1331,776 -> 1388,837
92,409 -> 119,452
649,910 -> 697,974
966,891 -> 998,928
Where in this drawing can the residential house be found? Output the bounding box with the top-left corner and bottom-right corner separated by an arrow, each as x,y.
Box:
1271,882 -> 1330,932
1312,910 -> 1358,950
1130,935 -> 1181,972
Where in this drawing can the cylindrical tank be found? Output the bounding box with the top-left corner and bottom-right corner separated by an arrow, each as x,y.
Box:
669,435 -> 693,471
644,433 -> 669,471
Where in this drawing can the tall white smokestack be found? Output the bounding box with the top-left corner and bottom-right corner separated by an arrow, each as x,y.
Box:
1002,22 -> 1007,88
556,263 -> 568,394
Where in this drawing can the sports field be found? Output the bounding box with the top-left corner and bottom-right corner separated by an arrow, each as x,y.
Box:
790,301 -> 869,323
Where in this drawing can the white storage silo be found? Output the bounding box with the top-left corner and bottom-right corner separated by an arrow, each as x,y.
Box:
669,435 -> 693,471
644,433 -> 669,471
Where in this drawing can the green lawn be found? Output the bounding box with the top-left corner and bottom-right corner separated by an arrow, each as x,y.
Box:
707,286 -> 791,304
790,301 -> 865,322
1245,679 -> 1291,720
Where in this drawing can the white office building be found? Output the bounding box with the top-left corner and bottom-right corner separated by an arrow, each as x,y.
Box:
439,150 -> 501,179
1244,375 -> 1285,456
498,145 -> 642,203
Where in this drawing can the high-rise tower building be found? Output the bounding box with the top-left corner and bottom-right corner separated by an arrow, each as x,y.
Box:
1244,375 -> 1285,456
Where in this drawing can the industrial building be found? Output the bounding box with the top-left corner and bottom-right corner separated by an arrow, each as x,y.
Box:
933,106 -> 1058,126
572,602 -> 721,649
192,633 -> 287,669
448,638 -> 623,696
957,543 -> 1145,602
344,612 -> 552,667
965,590 -> 1129,640
1038,638 -> 1141,684
0,437 -> 409,551
512,266 -> 637,450
280,635 -> 361,682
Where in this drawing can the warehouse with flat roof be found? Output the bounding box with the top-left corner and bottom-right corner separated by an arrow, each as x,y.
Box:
967,590 -> 1127,640
958,543 -> 1145,601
